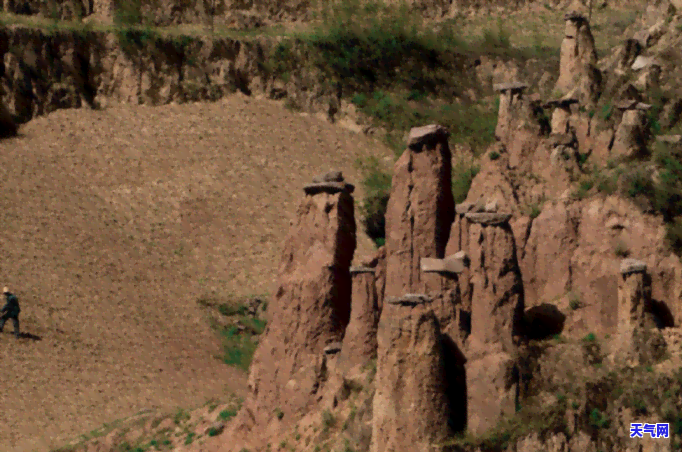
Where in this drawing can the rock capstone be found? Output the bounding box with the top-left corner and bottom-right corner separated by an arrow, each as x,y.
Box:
465,212 -> 513,225
620,258 -> 647,275
312,170 -> 344,183
324,342 -> 343,355
303,181 -> 355,195
612,109 -> 650,159
407,124 -> 450,151
385,293 -> 432,306
420,253 -> 470,274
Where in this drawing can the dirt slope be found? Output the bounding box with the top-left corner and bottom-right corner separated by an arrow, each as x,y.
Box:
0,94 -> 389,452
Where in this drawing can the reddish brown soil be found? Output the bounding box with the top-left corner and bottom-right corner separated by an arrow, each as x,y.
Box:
0,94 -> 389,451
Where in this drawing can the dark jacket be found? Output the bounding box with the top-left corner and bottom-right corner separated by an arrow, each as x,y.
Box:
1,293 -> 20,318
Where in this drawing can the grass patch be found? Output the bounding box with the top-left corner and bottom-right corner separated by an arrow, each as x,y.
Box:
571,177 -> 595,200
173,408 -> 190,426
568,292 -> 581,310
218,408 -> 237,421
355,156 -> 392,245
322,410 -> 336,432
614,240 -> 629,258
446,398 -> 567,450
617,142 -> 682,256
221,325 -> 259,371
453,161 -> 480,204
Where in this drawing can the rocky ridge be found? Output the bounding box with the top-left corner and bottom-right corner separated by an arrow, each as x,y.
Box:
219,8 -> 682,452
16,2 -> 682,452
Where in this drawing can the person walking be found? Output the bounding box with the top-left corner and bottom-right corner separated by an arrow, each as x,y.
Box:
0,287 -> 20,338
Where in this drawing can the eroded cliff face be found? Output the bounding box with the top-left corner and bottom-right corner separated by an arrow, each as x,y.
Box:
229,173 -> 356,450
222,9 -> 682,452
12,4 -> 682,452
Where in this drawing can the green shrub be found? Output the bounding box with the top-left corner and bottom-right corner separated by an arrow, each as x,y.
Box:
301,0 -> 463,90
614,241 -> 629,257
482,18 -> 511,50
589,408 -> 610,429
219,409 -> 237,421
356,156 -> 392,244
489,150 -> 501,161
623,167 -> 655,199
114,0 -> 143,26
222,325 -> 259,371
583,333 -> 597,342
322,410 -> 336,430
572,178 -> 594,200
452,162 -> 480,204
569,296 -> 581,311
218,303 -> 248,317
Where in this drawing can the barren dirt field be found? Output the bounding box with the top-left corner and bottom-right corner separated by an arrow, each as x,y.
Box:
0,94 -> 389,452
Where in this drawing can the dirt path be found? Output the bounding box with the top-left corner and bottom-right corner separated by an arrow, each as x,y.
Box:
0,94 -> 391,451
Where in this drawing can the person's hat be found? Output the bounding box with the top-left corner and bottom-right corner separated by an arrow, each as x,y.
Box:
2,287 -> 8,294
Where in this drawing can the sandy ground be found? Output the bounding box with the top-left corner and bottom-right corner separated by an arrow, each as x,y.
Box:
0,94 -> 392,451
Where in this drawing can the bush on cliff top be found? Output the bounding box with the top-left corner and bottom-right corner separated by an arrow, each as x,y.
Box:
268,0 -> 502,243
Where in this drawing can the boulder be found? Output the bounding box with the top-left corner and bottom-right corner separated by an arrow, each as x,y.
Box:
420,252 -> 470,274
493,82 -> 528,92
324,342 -> 343,355
312,170 -> 344,183
620,258 -> 647,276
384,124 -> 455,298
465,212 -> 513,226
632,55 -> 659,71
385,293 -> 432,306
303,181 -> 355,195
612,109 -> 650,160
371,305 -> 452,452
407,124 -> 450,151
230,178 -> 357,445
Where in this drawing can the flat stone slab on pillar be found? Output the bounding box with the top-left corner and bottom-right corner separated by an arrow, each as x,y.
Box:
312,170 -> 344,183
407,124 -> 450,151
620,258 -> 647,275
385,293 -> 432,306
543,98 -> 579,109
350,266 -> 376,274
303,182 -> 355,195
421,252 -> 470,274
465,212 -> 512,225
324,342 -> 343,355
656,135 -> 682,144
493,82 -> 528,93
564,11 -> 587,21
